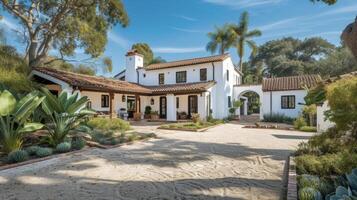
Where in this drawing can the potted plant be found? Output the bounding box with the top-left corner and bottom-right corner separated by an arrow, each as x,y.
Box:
232,100 -> 243,120
144,106 -> 152,119
178,112 -> 188,120
150,111 -> 159,120
133,112 -> 142,121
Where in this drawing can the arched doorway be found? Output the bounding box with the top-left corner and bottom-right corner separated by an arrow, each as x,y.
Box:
234,84 -> 263,120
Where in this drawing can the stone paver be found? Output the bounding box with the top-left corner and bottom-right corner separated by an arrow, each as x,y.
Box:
0,123 -> 312,200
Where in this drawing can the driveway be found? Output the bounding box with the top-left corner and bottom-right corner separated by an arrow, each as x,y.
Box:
0,123 -> 312,200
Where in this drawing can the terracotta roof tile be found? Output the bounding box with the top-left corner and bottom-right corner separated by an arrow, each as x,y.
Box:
145,54 -> 230,70
33,67 -> 152,94
262,75 -> 321,91
147,81 -> 216,95
33,67 -> 215,95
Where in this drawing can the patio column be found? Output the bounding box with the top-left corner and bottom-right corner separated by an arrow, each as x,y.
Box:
166,94 -> 177,121
109,92 -> 115,119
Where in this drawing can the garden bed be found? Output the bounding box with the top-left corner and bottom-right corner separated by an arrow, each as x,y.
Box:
158,121 -> 223,132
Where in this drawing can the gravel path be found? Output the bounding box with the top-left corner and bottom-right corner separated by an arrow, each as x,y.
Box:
0,123 -> 312,200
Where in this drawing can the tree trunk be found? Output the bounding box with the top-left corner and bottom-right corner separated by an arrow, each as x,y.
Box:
28,40 -> 39,69
220,45 -> 225,55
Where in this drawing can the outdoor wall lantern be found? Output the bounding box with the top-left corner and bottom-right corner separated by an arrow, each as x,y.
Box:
122,95 -> 126,102
150,98 -> 155,105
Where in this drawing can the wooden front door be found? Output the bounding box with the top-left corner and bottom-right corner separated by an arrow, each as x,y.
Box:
127,96 -> 136,118
159,97 -> 167,119
188,95 -> 198,118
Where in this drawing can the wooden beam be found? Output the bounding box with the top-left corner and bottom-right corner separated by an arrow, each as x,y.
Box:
109,93 -> 115,119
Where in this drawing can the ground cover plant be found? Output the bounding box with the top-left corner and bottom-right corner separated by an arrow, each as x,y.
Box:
160,118 -> 224,131
262,113 -> 295,124
86,117 -> 155,146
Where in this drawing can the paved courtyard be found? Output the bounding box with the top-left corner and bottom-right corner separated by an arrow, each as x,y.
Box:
0,123 -> 312,200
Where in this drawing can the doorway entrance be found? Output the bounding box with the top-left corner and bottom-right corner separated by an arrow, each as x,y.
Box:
188,95 -> 198,118
159,97 -> 167,119
127,96 -> 136,118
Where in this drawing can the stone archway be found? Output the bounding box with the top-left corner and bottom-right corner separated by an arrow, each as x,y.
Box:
234,84 -> 263,120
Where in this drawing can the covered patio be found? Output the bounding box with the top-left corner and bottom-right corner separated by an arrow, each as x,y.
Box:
31,67 -> 215,122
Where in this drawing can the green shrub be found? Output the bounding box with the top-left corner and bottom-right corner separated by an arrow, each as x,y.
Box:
262,113 -> 294,124
36,147 -> 53,158
298,174 -> 320,189
87,118 -> 131,132
7,150 -> 29,163
191,113 -> 200,123
300,126 -> 317,132
25,146 -> 40,156
294,117 -> 307,129
326,76 -> 357,134
318,178 -> 335,197
0,68 -> 34,92
144,106 -> 152,115
295,142 -> 321,156
298,187 -> 322,200
71,137 -> 86,150
295,152 -> 357,176
56,142 -> 71,153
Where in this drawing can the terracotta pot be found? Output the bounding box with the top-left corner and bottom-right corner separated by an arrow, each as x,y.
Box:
151,114 -> 159,120
133,113 -> 142,121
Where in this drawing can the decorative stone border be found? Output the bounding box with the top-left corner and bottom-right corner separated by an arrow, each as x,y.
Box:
158,123 -> 223,132
287,156 -> 298,200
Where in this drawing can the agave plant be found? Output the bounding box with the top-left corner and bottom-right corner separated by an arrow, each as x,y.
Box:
40,88 -> 95,147
326,168 -> 357,200
0,89 -> 44,154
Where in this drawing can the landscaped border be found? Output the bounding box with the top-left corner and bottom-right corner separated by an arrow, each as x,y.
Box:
158,123 -> 223,132
0,136 -> 157,171
287,156 -> 298,200
0,148 -> 88,171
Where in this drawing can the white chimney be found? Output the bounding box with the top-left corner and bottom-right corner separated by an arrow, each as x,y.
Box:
125,50 -> 144,83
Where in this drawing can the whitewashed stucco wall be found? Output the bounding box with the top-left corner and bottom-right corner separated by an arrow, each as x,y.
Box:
262,90 -> 307,118
317,101 -> 335,133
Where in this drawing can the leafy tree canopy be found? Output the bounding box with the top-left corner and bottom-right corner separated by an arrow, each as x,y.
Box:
0,0 -> 129,69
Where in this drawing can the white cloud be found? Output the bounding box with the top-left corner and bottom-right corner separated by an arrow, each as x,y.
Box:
203,0 -> 282,8
171,27 -> 205,33
108,31 -> 130,49
152,47 -> 204,53
174,15 -> 198,21
257,17 -> 300,31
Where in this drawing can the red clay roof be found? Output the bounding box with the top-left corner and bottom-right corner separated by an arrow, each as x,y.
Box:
147,81 -> 216,95
33,67 -> 152,94
145,54 -> 230,70
33,67 -> 215,95
262,75 -> 321,91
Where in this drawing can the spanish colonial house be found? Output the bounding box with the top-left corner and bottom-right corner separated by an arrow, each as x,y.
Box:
30,50 -> 321,121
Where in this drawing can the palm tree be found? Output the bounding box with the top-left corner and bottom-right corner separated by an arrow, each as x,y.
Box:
206,24 -> 237,55
231,12 -> 262,72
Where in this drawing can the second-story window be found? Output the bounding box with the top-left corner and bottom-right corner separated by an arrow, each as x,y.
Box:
200,68 -> 207,81
158,73 -> 164,85
176,71 -> 187,83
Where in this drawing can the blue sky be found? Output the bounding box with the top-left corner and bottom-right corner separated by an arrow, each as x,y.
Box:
1,0 -> 357,77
